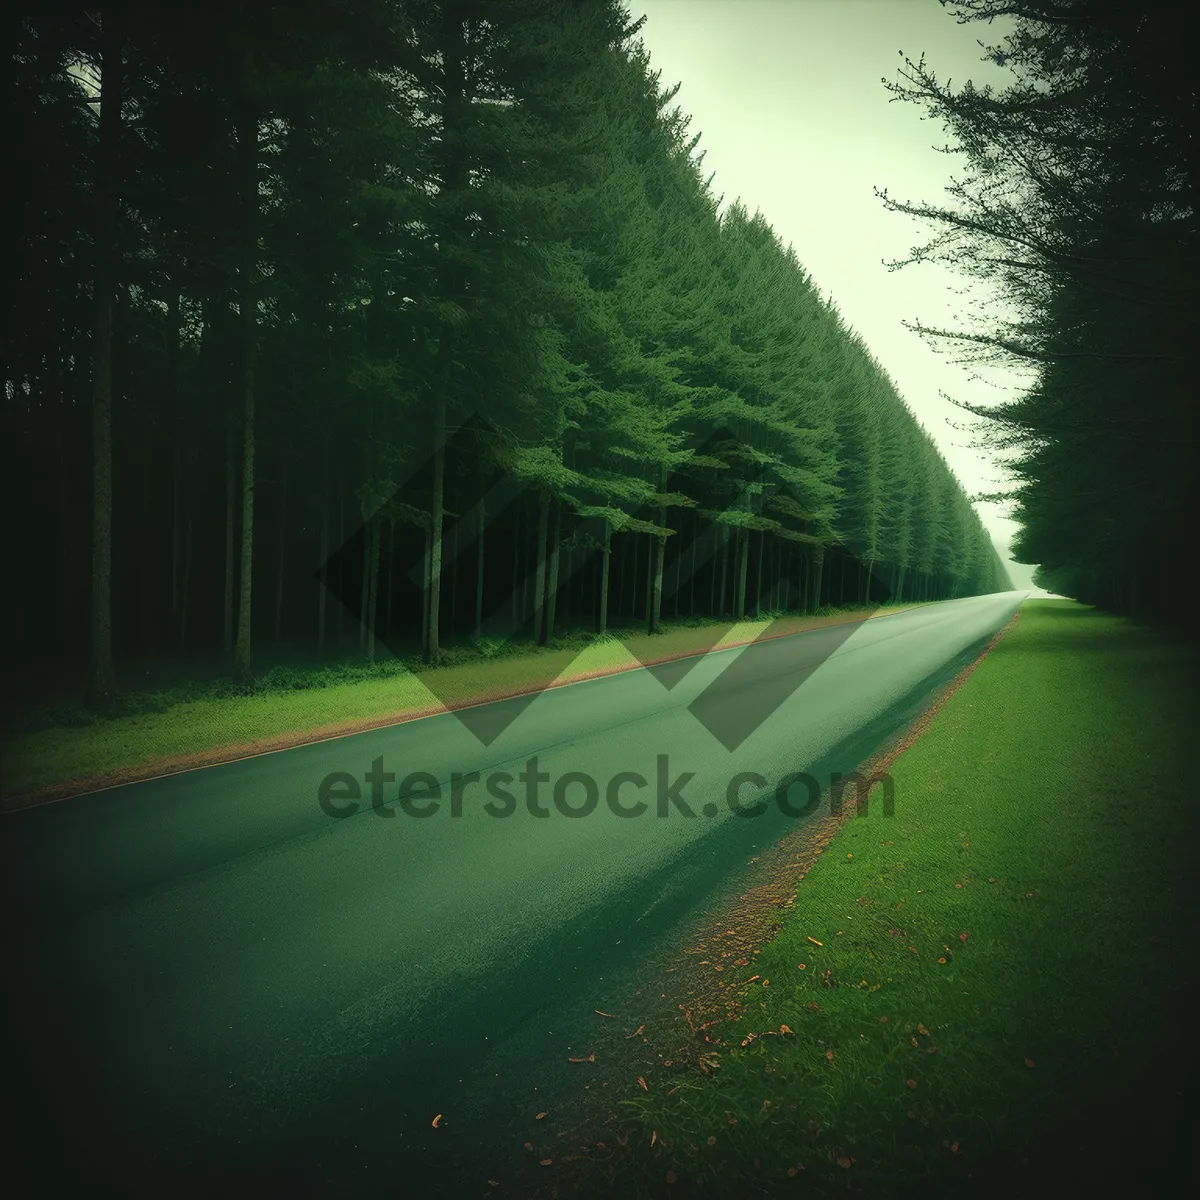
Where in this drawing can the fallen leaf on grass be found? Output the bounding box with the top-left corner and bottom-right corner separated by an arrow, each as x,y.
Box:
733,957 -> 750,967
488,1181 -> 500,1189
651,1130 -> 657,1147
540,1158 -> 553,1166
637,1076 -> 648,1090
595,1010 -> 614,1018
535,1111 -> 548,1120
431,1114 -> 444,1128
836,1155 -> 855,1169
825,1049 -> 834,1062
959,933 -> 968,942
745,975 -> 761,984
906,1079 -> 917,1090
626,1025 -> 645,1039
568,1052 -> 596,1063
917,1023 -> 929,1036
779,1025 -> 793,1035
807,1002 -> 821,1012
524,1142 -> 534,1151
807,936 -> 824,947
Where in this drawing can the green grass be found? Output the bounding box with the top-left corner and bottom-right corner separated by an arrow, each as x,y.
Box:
0,603 -> 913,803
565,600 -> 1199,1197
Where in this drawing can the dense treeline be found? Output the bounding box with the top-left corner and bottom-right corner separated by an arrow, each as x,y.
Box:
880,0 -> 1196,629
5,0 -> 1010,698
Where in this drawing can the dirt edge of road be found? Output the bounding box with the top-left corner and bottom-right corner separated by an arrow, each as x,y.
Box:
1,606 -> 927,814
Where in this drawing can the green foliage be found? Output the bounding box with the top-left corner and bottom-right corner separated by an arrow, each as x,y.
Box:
5,0 -> 1010,698
880,0 -> 1193,625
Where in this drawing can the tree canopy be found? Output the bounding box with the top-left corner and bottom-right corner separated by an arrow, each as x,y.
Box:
4,0 -> 1011,697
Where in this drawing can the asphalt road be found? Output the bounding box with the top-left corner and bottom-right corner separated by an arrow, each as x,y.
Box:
2,592 -> 1024,1196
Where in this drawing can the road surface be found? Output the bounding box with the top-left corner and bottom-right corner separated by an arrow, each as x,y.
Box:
2,592 -> 1023,1196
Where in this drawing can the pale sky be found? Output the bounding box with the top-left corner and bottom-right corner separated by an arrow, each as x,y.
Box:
629,0 -> 1042,589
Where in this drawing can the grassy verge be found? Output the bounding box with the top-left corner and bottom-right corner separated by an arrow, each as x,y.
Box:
0,603 -> 917,805
556,600 -> 1199,1197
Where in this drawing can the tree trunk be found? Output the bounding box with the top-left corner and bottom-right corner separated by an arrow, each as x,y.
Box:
425,340 -> 453,663
615,536 -> 627,624
449,510 -> 458,638
735,528 -> 749,620
179,445 -> 195,651
167,291 -> 182,631
384,518 -> 395,646
709,522 -> 718,616
274,459 -> 288,644
688,510 -> 698,618
511,503 -> 522,631
650,533 -> 665,634
718,526 -> 730,618
336,479 -> 345,646
232,96 -> 258,684
318,449 -> 329,655
426,1 -> 470,662
57,398 -> 74,654
598,519 -> 611,634
753,531 -> 764,618
359,505 -> 371,656
811,544 -> 826,612
524,519 -> 536,631
89,5 -> 123,701
533,490 -> 549,645
366,515 -> 380,666
141,397 -> 154,656
650,464 -> 667,633
223,415 -> 236,656
562,543 -> 573,629
643,535 -> 652,628
474,485 -> 485,640
544,498 -> 562,645
421,523 -> 432,654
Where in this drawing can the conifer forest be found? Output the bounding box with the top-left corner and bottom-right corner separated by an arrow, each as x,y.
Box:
6,0 -> 1024,704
